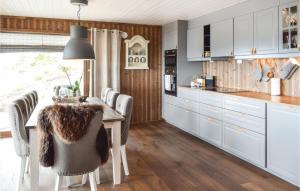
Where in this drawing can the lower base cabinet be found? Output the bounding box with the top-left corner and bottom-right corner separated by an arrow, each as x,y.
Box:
199,115 -> 222,146
182,110 -> 200,135
267,104 -> 300,187
223,123 -> 265,167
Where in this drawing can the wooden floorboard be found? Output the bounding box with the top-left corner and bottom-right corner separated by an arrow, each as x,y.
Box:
0,121 -> 298,191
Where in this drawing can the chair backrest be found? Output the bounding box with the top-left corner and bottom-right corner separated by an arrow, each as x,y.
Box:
100,88 -> 112,103
15,98 -> 30,124
115,95 -> 133,145
22,95 -> 31,117
23,94 -> 34,114
52,112 -> 103,176
8,101 -> 29,157
28,92 -> 36,107
105,90 -> 119,109
32,90 -> 38,104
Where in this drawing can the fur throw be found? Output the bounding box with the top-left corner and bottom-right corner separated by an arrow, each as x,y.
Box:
37,104 -> 109,167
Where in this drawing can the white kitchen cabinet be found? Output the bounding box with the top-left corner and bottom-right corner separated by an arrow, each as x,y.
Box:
211,19 -> 234,57
164,103 -> 184,128
187,26 -> 204,60
223,122 -> 265,167
267,103 -> 300,186
182,110 -> 200,135
279,2 -> 300,53
199,115 -> 222,147
254,7 -> 279,54
165,30 -> 177,50
234,13 -> 254,56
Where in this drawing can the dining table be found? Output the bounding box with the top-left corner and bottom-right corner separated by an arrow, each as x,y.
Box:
25,97 -> 125,191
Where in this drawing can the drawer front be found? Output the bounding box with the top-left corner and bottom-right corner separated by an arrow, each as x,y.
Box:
199,103 -> 223,121
177,87 -> 199,102
223,96 -> 266,118
223,123 -> 265,167
199,115 -> 222,146
223,109 -> 265,134
199,91 -> 223,107
178,98 -> 200,113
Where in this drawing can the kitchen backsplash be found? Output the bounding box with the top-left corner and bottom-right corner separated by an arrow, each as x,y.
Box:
202,58 -> 300,97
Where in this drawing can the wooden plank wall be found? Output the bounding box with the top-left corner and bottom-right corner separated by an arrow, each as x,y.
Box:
202,59 -> 300,97
0,15 -> 162,124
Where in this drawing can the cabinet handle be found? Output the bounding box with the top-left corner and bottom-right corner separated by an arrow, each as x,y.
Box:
207,117 -> 215,122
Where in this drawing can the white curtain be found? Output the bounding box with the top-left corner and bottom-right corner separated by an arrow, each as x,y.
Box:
89,28 -> 124,97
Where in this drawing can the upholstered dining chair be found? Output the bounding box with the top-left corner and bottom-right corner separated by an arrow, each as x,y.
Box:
105,90 -> 120,109
113,94 -> 133,176
8,100 -> 30,191
52,112 -> 104,191
100,87 -> 112,103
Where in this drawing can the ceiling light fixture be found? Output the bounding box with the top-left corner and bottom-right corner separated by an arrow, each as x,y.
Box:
63,0 -> 95,60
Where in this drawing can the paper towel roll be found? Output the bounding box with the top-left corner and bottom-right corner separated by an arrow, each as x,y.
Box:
271,78 -> 281,96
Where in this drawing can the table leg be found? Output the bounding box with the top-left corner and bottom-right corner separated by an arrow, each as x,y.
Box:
30,129 -> 39,191
111,121 -> 121,185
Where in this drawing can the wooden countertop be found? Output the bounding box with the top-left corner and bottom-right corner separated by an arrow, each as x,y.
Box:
178,86 -> 300,107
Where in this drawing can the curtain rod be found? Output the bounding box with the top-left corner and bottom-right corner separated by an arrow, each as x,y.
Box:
88,28 -> 128,38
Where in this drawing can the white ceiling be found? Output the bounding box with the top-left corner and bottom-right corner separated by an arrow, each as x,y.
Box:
0,0 -> 247,25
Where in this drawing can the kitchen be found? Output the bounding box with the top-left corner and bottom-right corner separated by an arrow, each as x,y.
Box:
162,0 -> 300,189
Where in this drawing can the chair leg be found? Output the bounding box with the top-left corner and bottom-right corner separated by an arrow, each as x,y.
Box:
121,145 -> 130,176
54,175 -> 63,191
25,156 -> 30,174
82,174 -> 87,185
95,167 -> 100,185
89,172 -> 97,191
17,157 -> 26,191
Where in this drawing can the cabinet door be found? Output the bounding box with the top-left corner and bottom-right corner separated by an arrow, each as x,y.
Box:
199,115 -> 222,147
267,104 -> 300,186
182,110 -> 200,135
164,103 -> 183,128
165,30 -> 177,50
279,2 -> 300,53
223,123 -> 265,167
234,13 -> 254,55
211,19 -> 234,57
254,7 -> 279,54
187,26 -> 203,60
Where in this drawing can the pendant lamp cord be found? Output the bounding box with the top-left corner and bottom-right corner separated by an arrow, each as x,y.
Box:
77,4 -> 81,25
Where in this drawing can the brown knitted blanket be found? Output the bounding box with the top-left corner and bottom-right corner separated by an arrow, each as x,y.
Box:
37,104 -> 109,167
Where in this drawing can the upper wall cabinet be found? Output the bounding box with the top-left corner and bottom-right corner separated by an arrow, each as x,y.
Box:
254,7 -> 279,54
234,13 -> 254,56
234,7 -> 279,56
165,30 -> 177,50
279,2 -> 300,53
187,26 -> 204,60
211,19 -> 234,57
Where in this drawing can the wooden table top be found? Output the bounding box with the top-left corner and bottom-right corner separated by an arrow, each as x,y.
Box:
178,86 -> 300,107
25,97 -> 125,129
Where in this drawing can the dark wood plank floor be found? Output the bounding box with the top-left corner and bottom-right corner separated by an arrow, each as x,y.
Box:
1,121 -> 299,191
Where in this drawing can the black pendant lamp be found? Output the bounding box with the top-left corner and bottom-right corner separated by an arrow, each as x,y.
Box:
63,0 -> 95,60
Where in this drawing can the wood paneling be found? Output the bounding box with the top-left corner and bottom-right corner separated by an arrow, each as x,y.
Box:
0,15 -> 162,124
203,59 -> 300,97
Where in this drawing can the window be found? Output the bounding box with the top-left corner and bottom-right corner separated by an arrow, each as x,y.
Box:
0,33 -> 84,132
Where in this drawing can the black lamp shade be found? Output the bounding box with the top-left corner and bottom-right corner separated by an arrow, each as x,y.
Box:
63,25 -> 95,60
